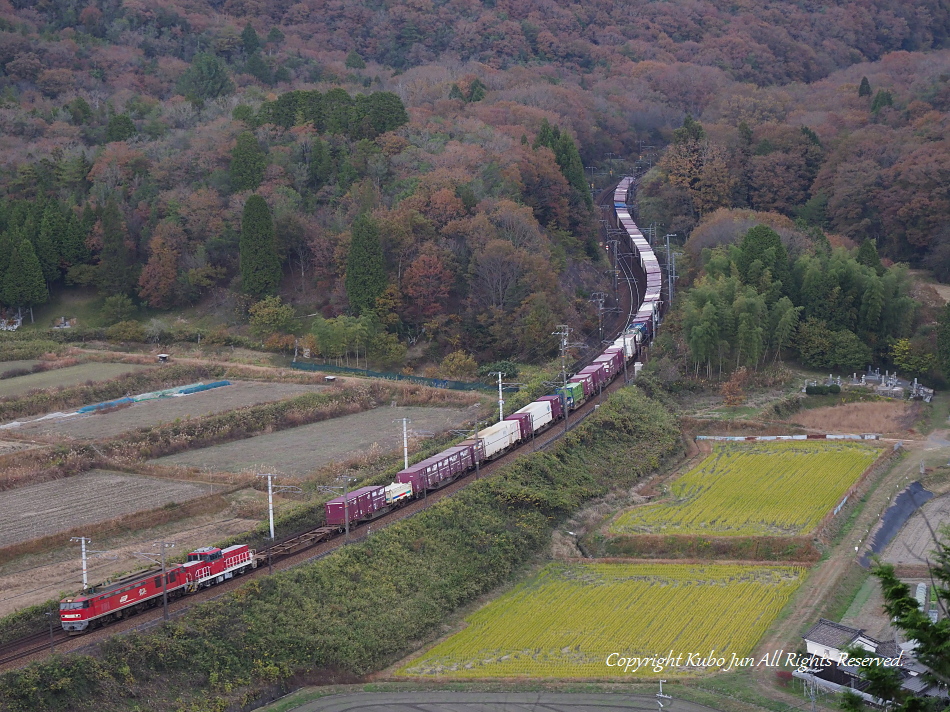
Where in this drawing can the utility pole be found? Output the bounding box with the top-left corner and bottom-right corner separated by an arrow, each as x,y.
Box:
589,293 -> 606,343
257,474 -> 303,543
134,542 -> 175,622
70,536 -> 92,590
257,474 -> 302,572
552,326 -> 583,434
70,536 -> 115,591
45,610 -> 55,651
452,410 -> 484,479
664,233 -> 678,306
394,417 -> 411,469
489,372 -> 506,422
317,475 -> 358,540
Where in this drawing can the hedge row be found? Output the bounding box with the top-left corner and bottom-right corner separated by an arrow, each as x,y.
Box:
0,340 -> 65,361
602,534 -> 821,562
0,386 -> 681,712
805,384 -> 841,395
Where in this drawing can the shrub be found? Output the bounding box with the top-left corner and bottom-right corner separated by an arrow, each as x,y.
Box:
0,368 -> 29,380
829,384 -> 841,394
105,320 -> 146,343
101,294 -> 136,326
441,350 -> 477,380
805,385 -> 829,395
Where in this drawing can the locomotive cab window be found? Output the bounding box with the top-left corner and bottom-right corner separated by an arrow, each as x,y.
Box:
60,601 -> 89,610
154,577 -> 162,588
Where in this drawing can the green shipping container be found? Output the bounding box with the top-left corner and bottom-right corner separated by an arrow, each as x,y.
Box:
557,382 -> 584,407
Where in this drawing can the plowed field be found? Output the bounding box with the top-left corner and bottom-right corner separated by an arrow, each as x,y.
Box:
13,381 -> 327,440
0,470 -> 209,547
151,405 -> 473,476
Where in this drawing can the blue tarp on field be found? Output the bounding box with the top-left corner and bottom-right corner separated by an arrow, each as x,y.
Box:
77,397 -> 134,413
176,380 -> 231,395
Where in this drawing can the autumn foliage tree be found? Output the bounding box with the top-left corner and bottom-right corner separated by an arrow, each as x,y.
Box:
402,248 -> 452,324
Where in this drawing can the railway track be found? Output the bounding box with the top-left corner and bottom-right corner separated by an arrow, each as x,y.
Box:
0,180 -> 646,670
0,629 -> 70,666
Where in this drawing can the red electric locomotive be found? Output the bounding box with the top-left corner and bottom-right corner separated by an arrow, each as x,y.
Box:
60,544 -> 257,633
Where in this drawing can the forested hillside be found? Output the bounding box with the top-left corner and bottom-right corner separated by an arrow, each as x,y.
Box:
0,0 -> 947,370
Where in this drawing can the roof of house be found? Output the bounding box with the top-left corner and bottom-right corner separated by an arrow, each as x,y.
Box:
804,619 -> 863,649
876,640 -> 903,660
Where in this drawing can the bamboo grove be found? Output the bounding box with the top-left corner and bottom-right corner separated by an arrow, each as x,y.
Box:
681,225 -> 916,377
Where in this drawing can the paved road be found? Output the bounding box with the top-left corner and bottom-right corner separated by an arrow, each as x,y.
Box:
287,692 -> 721,712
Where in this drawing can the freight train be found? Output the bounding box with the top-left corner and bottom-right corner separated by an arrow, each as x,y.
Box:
322,176 -> 663,530
59,177 -> 660,632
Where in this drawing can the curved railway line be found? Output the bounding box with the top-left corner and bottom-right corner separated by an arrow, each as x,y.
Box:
0,178 -> 653,670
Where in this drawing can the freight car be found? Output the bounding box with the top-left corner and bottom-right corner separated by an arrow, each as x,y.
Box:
321,176 -> 663,532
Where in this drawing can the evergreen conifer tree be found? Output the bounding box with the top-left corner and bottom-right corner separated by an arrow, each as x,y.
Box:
345,214 -> 386,315
97,199 -> 135,296
871,89 -> 893,113
468,78 -> 487,102
38,201 -> 66,279
239,195 -> 281,297
3,240 -> 48,320
555,133 -> 593,207
244,53 -> 273,85
230,131 -> 266,191
937,303 -> 950,376
858,76 -> 872,97
308,137 -> 334,189
673,114 -> 706,144
28,204 -> 60,284
344,51 -> 366,69
105,114 -> 136,142
241,23 -> 260,55
856,239 -> 884,275
61,210 -> 91,266
0,232 -> 13,282
176,53 -> 234,105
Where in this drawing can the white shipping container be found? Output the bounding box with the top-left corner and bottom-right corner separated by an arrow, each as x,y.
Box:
611,334 -> 637,359
516,400 -> 553,432
385,482 -> 413,504
478,420 -> 522,458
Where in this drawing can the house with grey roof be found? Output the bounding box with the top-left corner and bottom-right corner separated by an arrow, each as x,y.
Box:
799,619 -> 947,702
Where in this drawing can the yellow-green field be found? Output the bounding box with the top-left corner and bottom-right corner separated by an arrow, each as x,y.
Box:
398,563 -> 804,679
611,441 -> 878,537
